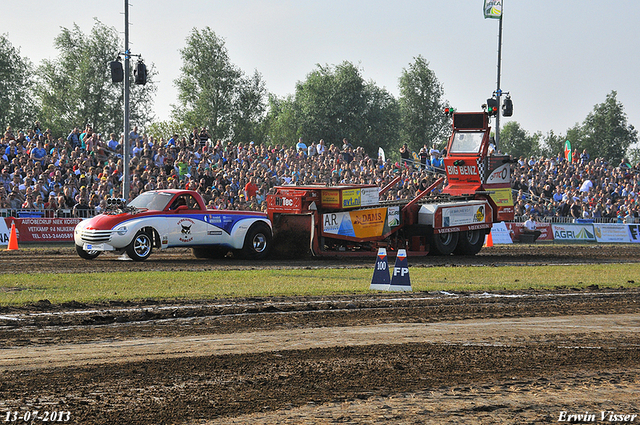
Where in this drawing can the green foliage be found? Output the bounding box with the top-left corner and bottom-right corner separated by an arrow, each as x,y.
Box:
540,129 -> 566,158
498,121 -> 540,158
265,94 -> 299,145
34,19 -> 156,138
268,61 -> 399,155
398,56 -> 451,152
172,27 -> 267,144
0,34 -> 38,131
146,120 -> 193,143
580,91 -> 638,162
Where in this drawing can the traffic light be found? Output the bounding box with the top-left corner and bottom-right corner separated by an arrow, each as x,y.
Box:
134,60 -> 147,85
502,96 -> 513,117
486,97 -> 498,116
109,60 -> 124,83
444,107 -> 456,116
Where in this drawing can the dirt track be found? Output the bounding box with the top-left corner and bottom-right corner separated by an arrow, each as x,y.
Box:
0,244 -> 639,424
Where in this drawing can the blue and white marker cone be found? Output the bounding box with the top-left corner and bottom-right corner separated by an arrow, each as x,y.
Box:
390,249 -> 412,291
369,248 -> 391,291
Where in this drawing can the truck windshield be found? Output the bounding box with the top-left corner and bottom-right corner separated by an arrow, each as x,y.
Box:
449,132 -> 484,154
128,191 -> 173,211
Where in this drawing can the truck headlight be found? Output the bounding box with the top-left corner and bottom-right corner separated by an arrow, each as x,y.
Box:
115,226 -> 128,236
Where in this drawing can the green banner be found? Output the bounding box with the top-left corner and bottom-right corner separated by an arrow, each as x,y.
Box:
564,140 -> 572,162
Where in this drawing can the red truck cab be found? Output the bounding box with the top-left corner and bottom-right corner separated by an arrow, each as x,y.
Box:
442,112 -> 514,222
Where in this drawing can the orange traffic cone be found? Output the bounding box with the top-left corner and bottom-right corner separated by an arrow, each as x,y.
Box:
484,231 -> 494,248
7,222 -> 18,251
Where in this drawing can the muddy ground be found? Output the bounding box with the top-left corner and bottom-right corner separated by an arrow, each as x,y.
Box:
0,244 -> 639,424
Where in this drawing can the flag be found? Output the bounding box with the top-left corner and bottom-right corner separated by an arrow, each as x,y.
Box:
484,0 -> 502,19
564,140 -> 572,162
378,147 -> 386,163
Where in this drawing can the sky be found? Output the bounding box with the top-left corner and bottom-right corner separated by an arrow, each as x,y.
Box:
3,0 -> 640,141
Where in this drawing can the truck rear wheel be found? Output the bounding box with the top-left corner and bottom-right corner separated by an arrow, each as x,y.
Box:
428,232 -> 459,256
453,229 -> 485,256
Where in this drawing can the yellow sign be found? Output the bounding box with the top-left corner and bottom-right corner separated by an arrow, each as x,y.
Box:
489,188 -> 514,206
321,190 -> 341,209
350,207 -> 387,238
341,188 -> 361,208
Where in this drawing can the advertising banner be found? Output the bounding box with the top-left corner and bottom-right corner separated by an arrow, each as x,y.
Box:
321,190 -> 341,209
322,207 -> 400,239
551,223 -> 596,242
505,222 -> 553,241
0,219 -> 9,246
627,224 -> 640,243
360,187 -> 380,207
341,188 -> 361,208
2,217 -> 82,244
442,204 -> 487,228
594,223 -> 632,243
489,222 -> 513,244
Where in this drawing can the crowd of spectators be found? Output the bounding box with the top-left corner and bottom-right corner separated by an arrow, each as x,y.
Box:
2,121 -> 639,223
512,150 -> 640,223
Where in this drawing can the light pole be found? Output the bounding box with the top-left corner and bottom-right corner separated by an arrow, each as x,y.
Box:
123,0 -> 130,201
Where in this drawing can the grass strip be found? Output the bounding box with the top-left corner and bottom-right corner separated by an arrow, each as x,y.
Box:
0,263 -> 639,306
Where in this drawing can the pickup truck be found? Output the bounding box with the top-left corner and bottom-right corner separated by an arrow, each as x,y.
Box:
74,190 -> 272,261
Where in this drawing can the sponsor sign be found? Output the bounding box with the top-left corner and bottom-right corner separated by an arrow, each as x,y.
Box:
486,163 -> 511,185
627,224 -> 640,243
321,190 -> 341,209
505,221 -> 553,241
0,219 -> 9,246
489,187 -> 514,207
490,222 -> 513,244
360,187 -> 380,207
323,207 -> 399,239
2,217 -> 82,243
442,204 -> 487,228
341,188 -> 361,208
551,223 -> 596,242
387,206 -> 400,227
594,223 -> 631,243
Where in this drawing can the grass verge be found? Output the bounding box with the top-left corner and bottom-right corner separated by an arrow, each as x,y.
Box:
0,264 -> 639,306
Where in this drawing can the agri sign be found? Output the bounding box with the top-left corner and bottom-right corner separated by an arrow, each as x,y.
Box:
447,165 -> 477,176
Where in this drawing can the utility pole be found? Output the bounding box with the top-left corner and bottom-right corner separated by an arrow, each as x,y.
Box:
495,12 -> 503,149
122,0 -> 130,201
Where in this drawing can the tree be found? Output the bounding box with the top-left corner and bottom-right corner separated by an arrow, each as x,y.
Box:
231,70 -> 268,144
0,34 -> 38,131
540,129 -> 566,158
34,19 -> 156,138
580,91 -> 637,162
287,61 -> 399,155
498,121 -> 540,159
173,27 -> 267,144
264,94 -> 299,145
398,56 -> 451,151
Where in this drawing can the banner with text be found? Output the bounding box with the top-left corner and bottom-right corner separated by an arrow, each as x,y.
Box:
1,217 -> 82,244
594,223 -> 632,243
551,223 -> 596,242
